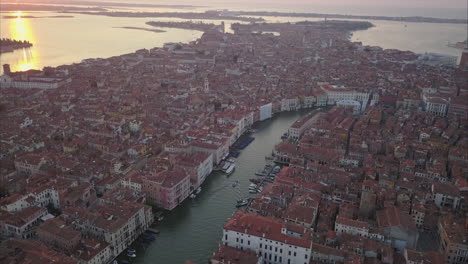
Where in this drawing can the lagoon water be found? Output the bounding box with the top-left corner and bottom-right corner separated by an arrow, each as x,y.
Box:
0,6 -> 466,73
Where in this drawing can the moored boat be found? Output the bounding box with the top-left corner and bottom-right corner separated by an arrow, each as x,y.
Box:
236,199 -> 249,208
225,164 -> 235,176
249,178 -> 261,184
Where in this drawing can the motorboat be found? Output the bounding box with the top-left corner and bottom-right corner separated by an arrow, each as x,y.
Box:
236,199 -> 249,208
196,187 -> 202,194
273,166 -> 281,173
127,248 -> 136,254
127,252 -> 136,258
190,193 -> 196,199
225,164 -> 235,176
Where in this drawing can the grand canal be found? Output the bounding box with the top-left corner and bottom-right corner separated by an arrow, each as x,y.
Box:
131,111 -> 306,264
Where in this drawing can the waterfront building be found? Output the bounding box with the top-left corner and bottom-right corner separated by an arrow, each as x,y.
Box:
143,167 -> 191,210
281,98 -> 300,112
259,103 -> 273,121
287,111 -> 321,140
222,211 -> 312,264
0,64 -> 71,89
176,152 -> 213,189
211,245 -> 262,264
62,201 -> 152,258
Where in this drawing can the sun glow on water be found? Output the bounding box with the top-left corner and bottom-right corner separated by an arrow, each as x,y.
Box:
8,12 -> 39,72
13,11 -> 23,18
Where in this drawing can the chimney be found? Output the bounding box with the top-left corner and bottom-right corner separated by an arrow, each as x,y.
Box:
3,64 -> 11,75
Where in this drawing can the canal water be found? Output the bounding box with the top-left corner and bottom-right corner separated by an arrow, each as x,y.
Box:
132,111 -> 305,264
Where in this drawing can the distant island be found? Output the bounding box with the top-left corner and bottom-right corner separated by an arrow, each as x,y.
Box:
146,21 -> 220,32
113,27 -> 166,33
57,9 -> 466,25
61,11 -> 265,23
232,10 -> 468,24
0,38 -> 33,54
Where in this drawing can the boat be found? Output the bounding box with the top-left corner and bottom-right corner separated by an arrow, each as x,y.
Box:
227,158 -> 236,163
232,180 -> 240,188
146,228 -> 160,234
236,199 -> 249,208
225,164 -> 235,176
127,248 -> 136,254
112,260 -> 118,264
273,166 -> 281,173
249,178 -> 261,184
249,183 -> 257,188
157,216 -> 164,221
190,193 -> 196,199
237,137 -> 255,149
196,187 -> 202,194
255,172 -> 266,176
222,162 -> 231,171
127,253 -> 136,258
249,189 -> 257,194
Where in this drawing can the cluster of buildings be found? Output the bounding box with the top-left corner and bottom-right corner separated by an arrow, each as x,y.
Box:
214,102 -> 468,264
215,104 -> 468,264
0,18 -> 467,263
